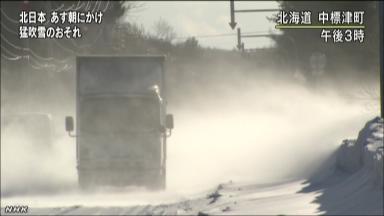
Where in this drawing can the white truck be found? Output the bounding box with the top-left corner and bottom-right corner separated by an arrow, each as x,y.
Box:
65,56 -> 174,189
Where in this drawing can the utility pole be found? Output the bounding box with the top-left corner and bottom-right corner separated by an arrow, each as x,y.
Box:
235,9 -> 281,13
236,28 -> 244,51
236,27 -> 276,52
229,1 -> 279,51
229,0 -> 237,29
380,1 -> 383,118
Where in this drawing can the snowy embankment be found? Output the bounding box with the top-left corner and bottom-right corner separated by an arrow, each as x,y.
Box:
175,117 -> 383,215
168,118 -> 384,215
174,117 -> 384,215
298,116 -> 384,215
337,117 -> 383,189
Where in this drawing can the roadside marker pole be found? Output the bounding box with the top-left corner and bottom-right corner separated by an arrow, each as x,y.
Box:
229,1 -> 279,51
380,1 -> 383,118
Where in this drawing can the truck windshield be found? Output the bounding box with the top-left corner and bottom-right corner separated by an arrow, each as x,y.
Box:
80,97 -> 160,133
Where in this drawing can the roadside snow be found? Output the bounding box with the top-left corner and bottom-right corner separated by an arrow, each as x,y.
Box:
1,117 -> 383,215
337,117 -> 383,188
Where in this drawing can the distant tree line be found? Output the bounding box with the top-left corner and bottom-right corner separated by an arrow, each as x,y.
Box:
0,1 -> 239,112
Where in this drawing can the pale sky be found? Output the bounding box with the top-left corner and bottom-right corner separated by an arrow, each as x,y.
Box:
124,1 -> 280,50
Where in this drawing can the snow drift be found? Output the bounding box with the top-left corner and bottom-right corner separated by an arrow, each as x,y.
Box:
299,116 -> 384,215
336,116 -> 383,188
173,117 -> 384,215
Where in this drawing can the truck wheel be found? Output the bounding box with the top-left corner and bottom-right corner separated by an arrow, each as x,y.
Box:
159,172 -> 166,190
148,172 -> 166,190
78,170 -> 92,190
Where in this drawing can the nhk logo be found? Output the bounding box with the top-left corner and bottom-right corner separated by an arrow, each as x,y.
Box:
4,205 -> 28,214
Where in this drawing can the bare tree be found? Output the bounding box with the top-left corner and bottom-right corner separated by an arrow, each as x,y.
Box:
153,18 -> 177,42
119,1 -> 146,23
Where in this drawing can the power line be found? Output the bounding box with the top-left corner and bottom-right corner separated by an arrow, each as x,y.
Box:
27,55 -> 56,69
1,21 -> 18,35
103,1 -> 110,12
97,1 -> 103,12
74,1 -> 86,11
1,33 -> 26,50
235,9 -> 280,13
75,0 -> 82,10
1,43 -> 56,70
175,33 -> 235,39
52,2 -> 78,12
0,1 -> 105,60
91,1 -> 99,13
175,31 -> 279,40
1,53 -> 22,61
1,44 -> 24,58
0,8 -> 19,24
63,3 -> 76,11
0,2 -> 88,71
242,34 -> 278,38
1,50 -> 67,71
52,3 -> 65,11
85,1 -> 91,11
1,33 -> 69,64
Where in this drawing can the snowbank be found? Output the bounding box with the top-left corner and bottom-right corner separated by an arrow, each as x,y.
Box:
336,117 -> 384,188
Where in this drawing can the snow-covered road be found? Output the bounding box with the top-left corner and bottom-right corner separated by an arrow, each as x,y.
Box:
2,169 -> 381,215
2,117 -> 382,215
1,79 -> 382,215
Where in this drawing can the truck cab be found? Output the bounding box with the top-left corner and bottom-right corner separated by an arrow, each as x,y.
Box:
65,56 -> 173,189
